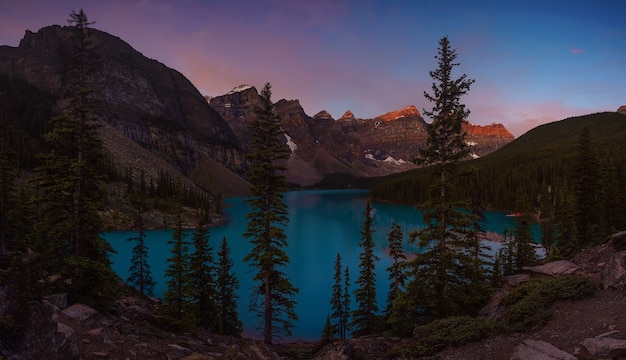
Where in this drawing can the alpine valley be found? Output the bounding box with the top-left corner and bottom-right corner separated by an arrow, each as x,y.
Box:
0,25 -> 514,195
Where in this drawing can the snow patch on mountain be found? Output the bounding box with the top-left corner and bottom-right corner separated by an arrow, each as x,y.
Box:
228,84 -> 253,94
365,153 -> 407,165
285,133 -> 297,154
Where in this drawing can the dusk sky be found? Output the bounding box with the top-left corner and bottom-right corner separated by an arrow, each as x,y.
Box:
2,0 -> 625,137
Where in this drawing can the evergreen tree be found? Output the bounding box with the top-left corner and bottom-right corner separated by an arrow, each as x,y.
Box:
498,227 -> 515,276
385,222 -> 406,319
343,265 -> 351,337
401,36 -> 478,323
597,152 -> 625,239
511,192 -> 538,271
126,192 -> 155,296
321,315 -> 334,343
31,10 -> 117,310
243,83 -> 298,344
0,91 -> 17,261
352,200 -> 380,336
216,236 -> 242,336
572,127 -> 599,246
189,210 -> 219,330
161,204 -> 195,331
330,253 -> 348,339
538,185 -> 557,259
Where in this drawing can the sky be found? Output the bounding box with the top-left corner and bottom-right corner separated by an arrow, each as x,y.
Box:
1,0 -> 625,137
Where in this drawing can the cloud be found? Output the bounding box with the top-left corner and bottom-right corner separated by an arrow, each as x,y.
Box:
568,46 -> 586,54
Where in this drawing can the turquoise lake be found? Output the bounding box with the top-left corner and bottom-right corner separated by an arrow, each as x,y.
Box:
105,189 -> 539,341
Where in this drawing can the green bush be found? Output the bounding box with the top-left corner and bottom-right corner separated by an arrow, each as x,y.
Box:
501,275 -> 596,332
386,316 -> 494,357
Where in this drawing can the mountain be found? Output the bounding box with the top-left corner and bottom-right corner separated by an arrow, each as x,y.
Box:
0,25 -> 250,196
370,111 -> 626,209
210,87 -> 514,185
0,23 -> 514,193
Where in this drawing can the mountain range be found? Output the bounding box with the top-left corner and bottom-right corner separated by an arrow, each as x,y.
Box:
0,24 -> 515,195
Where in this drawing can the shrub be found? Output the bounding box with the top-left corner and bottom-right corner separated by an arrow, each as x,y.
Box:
501,274 -> 596,332
386,316 -> 494,357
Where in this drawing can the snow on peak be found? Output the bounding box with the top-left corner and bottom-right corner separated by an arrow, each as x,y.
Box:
228,84 -> 253,94
365,153 -> 406,165
284,133 -> 297,154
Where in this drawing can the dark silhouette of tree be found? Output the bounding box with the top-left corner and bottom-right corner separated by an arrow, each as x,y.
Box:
31,9 -> 118,310
126,192 -> 155,296
216,236 -> 242,336
243,83 -> 298,344
511,192 -> 538,271
161,197 -> 195,331
0,91 -> 17,261
189,210 -> 219,330
401,36 -> 479,323
330,253 -> 349,339
572,127 -> 599,247
384,221 -> 406,319
343,265 -> 351,336
352,200 -> 380,336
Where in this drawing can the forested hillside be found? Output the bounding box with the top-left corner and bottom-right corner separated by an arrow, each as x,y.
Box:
370,111 -> 626,210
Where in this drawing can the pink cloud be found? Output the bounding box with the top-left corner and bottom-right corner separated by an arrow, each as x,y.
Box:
569,46 -> 586,54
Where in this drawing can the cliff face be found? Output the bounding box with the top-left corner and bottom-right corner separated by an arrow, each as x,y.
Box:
464,121 -> 515,158
211,88 -> 515,185
210,87 -> 369,185
0,25 -> 248,195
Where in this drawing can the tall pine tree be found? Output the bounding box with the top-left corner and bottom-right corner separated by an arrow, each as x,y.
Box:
216,236 -> 242,336
32,9 -> 118,310
330,253 -> 349,339
189,210 -> 219,330
572,127 -> 599,247
352,200 -> 380,336
384,221 -> 406,319
126,191 -> 155,296
161,200 -> 195,331
243,83 -> 298,344
401,36 -> 478,323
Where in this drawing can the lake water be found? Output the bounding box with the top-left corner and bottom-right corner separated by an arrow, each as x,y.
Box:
105,189 -> 539,341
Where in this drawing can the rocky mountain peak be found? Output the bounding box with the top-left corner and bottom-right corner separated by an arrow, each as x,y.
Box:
378,105 -> 422,121
463,121 -> 515,138
313,110 -> 334,121
227,84 -> 255,95
340,110 -> 356,120
617,105 -> 626,115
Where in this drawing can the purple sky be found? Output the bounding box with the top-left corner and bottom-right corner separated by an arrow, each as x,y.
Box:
2,0 -> 625,137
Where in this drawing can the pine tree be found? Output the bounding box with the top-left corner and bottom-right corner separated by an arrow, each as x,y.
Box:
126,192 -> 155,296
538,185 -> 557,259
352,200 -> 380,336
216,236 -> 242,336
0,91 -> 17,261
385,221 -> 406,319
343,265 -> 351,337
402,36 -> 478,322
572,127 -> 599,247
321,315 -> 334,343
512,192 -> 538,271
330,253 -> 348,339
554,183 -> 577,257
31,10 -> 117,310
189,210 -> 219,330
243,83 -> 298,344
161,204 -> 195,331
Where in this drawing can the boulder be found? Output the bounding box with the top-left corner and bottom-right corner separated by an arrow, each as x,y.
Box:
62,303 -> 99,323
523,260 -> 579,276
16,300 -> 80,360
510,339 -> 576,360
601,250 -> 626,289
574,337 -> 626,359
611,230 -> 626,251
312,342 -> 353,360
